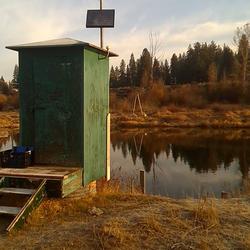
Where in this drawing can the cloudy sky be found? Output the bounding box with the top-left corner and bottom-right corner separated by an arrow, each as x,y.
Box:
1,0 -> 250,80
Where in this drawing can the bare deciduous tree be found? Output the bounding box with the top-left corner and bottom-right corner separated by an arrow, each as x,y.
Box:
149,31 -> 163,61
233,23 -> 250,83
149,31 -> 164,84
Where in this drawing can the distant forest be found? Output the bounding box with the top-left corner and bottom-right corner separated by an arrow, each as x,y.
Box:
110,23 -> 250,87
0,65 -> 19,110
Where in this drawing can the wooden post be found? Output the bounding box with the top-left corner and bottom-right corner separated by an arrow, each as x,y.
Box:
140,170 -> 146,194
221,191 -> 229,199
106,113 -> 111,181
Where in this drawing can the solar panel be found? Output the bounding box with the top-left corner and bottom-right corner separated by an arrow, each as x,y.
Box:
86,9 -> 115,28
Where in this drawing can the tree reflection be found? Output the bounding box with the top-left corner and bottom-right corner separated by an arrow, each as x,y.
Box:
111,129 -> 250,179
0,133 -> 19,151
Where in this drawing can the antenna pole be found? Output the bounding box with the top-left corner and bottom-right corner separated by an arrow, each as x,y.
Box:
100,0 -> 103,48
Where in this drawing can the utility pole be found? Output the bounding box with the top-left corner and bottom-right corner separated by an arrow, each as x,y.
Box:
100,0 -> 103,48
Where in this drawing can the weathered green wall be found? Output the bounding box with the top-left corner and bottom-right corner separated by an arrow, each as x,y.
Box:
83,48 -> 109,185
19,48 -> 83,166
19,50 -> 35,147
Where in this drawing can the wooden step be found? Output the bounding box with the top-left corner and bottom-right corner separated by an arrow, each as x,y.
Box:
0,206 -> 21,216
0,188 -> 35,196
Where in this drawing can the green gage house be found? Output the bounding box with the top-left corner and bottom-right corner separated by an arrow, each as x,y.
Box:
0,38 -> 117,232
6,38 -> 117,186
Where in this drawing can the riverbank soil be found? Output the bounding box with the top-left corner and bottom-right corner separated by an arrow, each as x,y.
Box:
111,105 -> 250,129
0,193 -> 249,249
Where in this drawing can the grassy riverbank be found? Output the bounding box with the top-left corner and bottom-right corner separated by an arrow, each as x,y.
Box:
0,191 -> 249,250
2,107 -> 250,131
0,111 -> 19,130
111,105 -> 250,129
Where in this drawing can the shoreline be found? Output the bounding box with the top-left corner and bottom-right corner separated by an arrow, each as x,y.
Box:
111,106 -> 250,129
2,108 -> 250,131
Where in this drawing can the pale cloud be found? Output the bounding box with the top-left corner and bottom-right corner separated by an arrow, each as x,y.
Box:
1,0 -> 250,80
108,20 -> 248,67
167,21 -> 247,47
0,2 -> 80,43
0,2 -> 77,80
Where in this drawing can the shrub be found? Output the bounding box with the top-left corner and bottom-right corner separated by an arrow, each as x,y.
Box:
110,91 -> 118,110
241,83 -> 250,104
110,81 -> 250,112
7,93 -> 19,109
165,84 -> 207,108
206,82 -> 243,104
143,82 -> 167,107
0,94 -> 8,110
110,91 -> 131,112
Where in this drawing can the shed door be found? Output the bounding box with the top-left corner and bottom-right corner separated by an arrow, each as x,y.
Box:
33,56 -> 73,165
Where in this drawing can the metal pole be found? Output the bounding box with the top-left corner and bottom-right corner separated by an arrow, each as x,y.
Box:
100,0 -> 103,48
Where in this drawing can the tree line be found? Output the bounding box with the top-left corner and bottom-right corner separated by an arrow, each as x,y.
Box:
0,65 -> 19,110
0,64 -> 19,94
110,23 -> 250,87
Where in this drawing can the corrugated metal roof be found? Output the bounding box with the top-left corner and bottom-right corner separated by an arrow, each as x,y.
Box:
6,38 -> 118,57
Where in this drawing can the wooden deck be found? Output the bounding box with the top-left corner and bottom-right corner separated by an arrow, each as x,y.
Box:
0,166 -> 83,198
0,166 -> 81,180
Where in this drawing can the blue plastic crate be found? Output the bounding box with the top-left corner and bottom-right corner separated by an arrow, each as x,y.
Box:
0,146 -> 34,168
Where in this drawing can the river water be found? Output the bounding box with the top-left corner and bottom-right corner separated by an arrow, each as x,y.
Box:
111,128 -> 250,198
1,129 -> 249,198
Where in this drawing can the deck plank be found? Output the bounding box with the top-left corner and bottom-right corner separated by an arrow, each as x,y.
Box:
0,166 -> 81,180
0,206 -> 21,216
0,188 -> 35,195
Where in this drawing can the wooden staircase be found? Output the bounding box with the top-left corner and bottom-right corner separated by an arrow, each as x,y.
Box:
0,177 -> 46,233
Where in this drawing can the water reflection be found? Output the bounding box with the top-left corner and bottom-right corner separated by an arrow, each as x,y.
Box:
0,132 -> 18,152
1,129 -> 249,198
111,129 -> 250,198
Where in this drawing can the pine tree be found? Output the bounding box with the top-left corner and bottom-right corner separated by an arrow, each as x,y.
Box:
0,76 -> 9,95
119,59 -> 127,86
137,48 -> 152,87
114,66 -> 120,87
218,45 -> 236,81
163,59 -> 171,85
126,65 -> 131,86
170,54 -> 178,84
12,64 -> 19,83
129,53 -> 137,87
153,58 -> 161,82
110,66 -> 116,87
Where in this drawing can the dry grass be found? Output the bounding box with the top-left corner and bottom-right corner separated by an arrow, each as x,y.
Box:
111,105 -> 250,129
0,186 -> 249,250
192,199 -> 219,230
0,111 -> 19,129
0,93 -> 19,111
